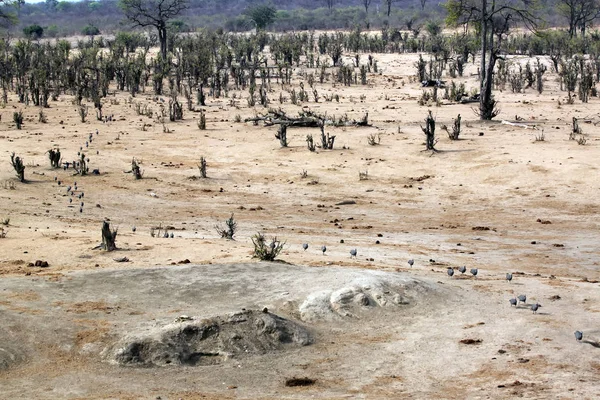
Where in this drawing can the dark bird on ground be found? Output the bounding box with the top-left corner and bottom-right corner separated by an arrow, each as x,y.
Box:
447,268 -> 454,277
170,233 -> 174,238
57,181 -> 61,186
531,303 -> 541,314
66,186 -> 71,192
518,294 -> 527,304
506,273 -> 513,282
350,248 -> 357,258
81,192 -> 84,198
163,232 -> 169,238
575,331 -> 583,341
79,207 -> 82,213
54,176 -> 57,181
470,268 -> 478,277
132,226 -> 136,233
302,243 -> 308,251
81,202 -> 84,207
321,245 -> 327,255
459,266 -> 466,274
509,298 -> 517,307
408,259 -> 414,267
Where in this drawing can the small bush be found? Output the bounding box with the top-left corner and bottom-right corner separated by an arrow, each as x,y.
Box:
367,133 -> 380,145
78,105 -> 89,123
13,111 -> 23,129
198,110 -> 206,130
448,114 -> 461,140
534,130 -> 545,142
215,214 -> 237,239
252,232 -> 285,261
82,25 -> 100,36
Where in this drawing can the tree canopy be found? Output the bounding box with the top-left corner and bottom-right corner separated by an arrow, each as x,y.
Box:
244,4 -> 276,31
446,0 -> 539,119
0,0 -> 23,25
119,0 -> 188,59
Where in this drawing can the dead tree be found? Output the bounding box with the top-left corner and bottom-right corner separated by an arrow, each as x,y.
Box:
306,134 -> 316,151
73,153 -> 89,175
10,152 -> 25,182
275,124 -> 289,147
132,158 -> 143,179
48,148 -> 61,168
421,110 -> 438,151
320,125 -> 336,149
198,156 -> 207,178
169,95 -> 183,121
448,114 -> 461,140
101,221 -> 118,251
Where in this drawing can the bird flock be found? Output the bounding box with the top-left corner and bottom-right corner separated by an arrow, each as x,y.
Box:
303,242 -> 585,345
55,130 -> 100,214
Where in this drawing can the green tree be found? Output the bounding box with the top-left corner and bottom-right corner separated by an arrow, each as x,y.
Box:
119,0 -> 188,60
0,0 -> 23,24
446,0 -> 538,120
245,4 -> 276,31
81,24 -> 100,36
23,24 -> 44,39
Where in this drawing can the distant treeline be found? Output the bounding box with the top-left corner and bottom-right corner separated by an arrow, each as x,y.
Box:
1,0 -> 566,38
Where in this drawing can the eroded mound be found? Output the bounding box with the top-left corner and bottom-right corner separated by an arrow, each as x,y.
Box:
298,273 -> 429,322
107,309 -> 311,367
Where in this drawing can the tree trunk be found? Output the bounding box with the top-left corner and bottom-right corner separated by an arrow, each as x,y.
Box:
158,25 -> 168,60
101,221 -> 118,251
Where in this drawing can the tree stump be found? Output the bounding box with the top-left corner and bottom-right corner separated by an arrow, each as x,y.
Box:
101,221 -> 118,251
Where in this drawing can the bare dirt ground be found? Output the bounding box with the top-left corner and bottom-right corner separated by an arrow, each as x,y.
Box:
1,49 -> 600,399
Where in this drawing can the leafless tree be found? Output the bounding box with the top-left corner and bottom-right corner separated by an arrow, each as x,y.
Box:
446,0 -> 538,119
558,0 -> 600,37
118,0 -> 188,60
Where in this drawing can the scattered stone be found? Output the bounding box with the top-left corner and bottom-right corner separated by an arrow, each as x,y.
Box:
459,339 -> 482,345
285,377 -> 315,387
33,260 -> 49,268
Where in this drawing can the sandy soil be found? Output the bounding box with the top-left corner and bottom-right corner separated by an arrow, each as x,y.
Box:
1,49 -> 600,399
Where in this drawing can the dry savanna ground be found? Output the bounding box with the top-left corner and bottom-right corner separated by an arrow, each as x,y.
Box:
1,45 -> 600,399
